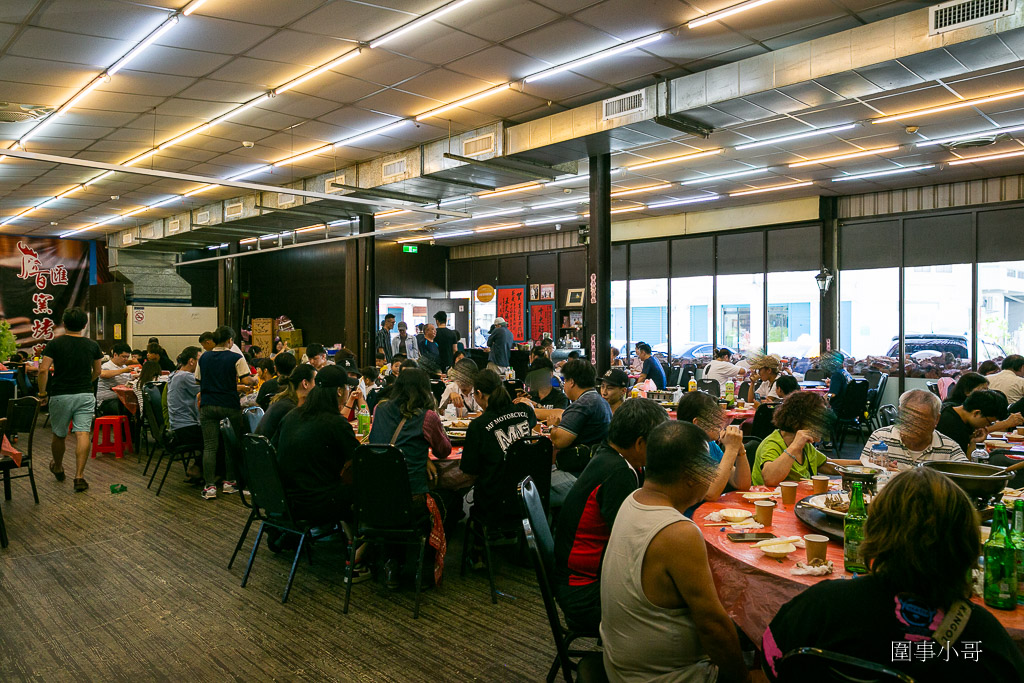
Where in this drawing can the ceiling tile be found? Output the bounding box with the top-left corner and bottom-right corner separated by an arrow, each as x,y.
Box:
333,49 -> 432,88
258,92 -> 345,119
124,44 -> 233,78
99,70 -> 198,97
244,29 -> 355,68
396,68 -> 495,104
288,73 -> 384,105
503,19 -> 621,70
0,55 -> 99,89
446,45 -> 550,83
155,15 -> 277,55
206,56 -> 301,89
387,26 -> 490,66
439,0 -> 559,43
35,0 -> 171,40
572,0 -> 688,40
9,27 -> 133,69
195,0 -> 327,26
175,78 -> 265,104
354,88 -> 436,118
288,1 -> 409,42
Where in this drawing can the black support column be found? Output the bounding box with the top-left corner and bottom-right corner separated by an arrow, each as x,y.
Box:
359,213 -> 376,366
218,242 -> 241,332
586,153 -> 612,377
819,196 -> 839,354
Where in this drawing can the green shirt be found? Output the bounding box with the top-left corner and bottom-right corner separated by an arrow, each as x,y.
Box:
752,429 -> 827,486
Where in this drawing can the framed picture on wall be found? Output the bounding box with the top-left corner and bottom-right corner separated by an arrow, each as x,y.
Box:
565,288 -> 585,307
540,283 -> 555,300
529,284 -> 541,300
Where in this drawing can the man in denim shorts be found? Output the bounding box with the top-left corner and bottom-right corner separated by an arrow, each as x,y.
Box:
37,308 -> 103,492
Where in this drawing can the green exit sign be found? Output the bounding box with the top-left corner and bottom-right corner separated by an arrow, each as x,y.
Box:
403,245 -> 418,253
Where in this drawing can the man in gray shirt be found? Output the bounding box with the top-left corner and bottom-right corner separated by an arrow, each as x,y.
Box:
486,317 -> 515,375
96,342 -> 137,416
167,346 -> 202,451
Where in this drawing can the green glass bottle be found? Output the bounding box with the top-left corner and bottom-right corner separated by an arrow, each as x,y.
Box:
1012,500 -> 1024,606
844,481 -> 868,574
984,503 -> 1018,610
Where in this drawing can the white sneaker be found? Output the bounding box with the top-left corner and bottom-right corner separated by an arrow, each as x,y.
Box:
202,485 -> 217,500
221,481 -> 238,494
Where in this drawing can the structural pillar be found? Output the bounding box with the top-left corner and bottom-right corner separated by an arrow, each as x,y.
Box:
359,213 -> 376,366
218,243 -> 241,332
586,153 -> 612,377
819,196 -> 839,354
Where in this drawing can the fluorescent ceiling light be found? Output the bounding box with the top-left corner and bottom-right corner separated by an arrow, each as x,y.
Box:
915,124 -> 1024,147
85,171 -> 114,186
18,117 -> 59,144
416,83 -> 510,121
625,148 -> 721,170
438,195 -> 472,207
57,185 -> 84,199
183,185 -> 214,197
474,222 -> 524,233
375,209 -> 411,217
227,165 -> 271,181
276,49 -> 361,95
370,0 -> 477,48
729,181 -> 813,197
209,94 -> 271,127
149,197 -> 178,208
873,89 -> 1024,124
274,144 -> 333,167
478,182 -> 542,199
159,124 -> 210,150
688,0 -> 779,28
296,224 -> 326,234
647,195 -> 720,208
240,237 -> 257,244
183,0 -> 211,16
524,215 -> 578,227
680,168 -> 767,185
452,207 -> 525,222
108,15 -> 179,76
544,168 -> 622,187
530,197 -> 588,210
610,183 -> 672,197
735,123 -> 857,150
832,164 -> 935,182
122,206 -> 149,217
335,120 -> 409,148
56,76 -> 105,117
947,149 -> 1024,166
526,33 -> 664,84
789,146 -> 900,168
123,149 -> 158,166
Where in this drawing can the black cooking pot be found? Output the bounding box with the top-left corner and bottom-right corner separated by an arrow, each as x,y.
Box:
922,461 -> 1011,509
837,465 -> 879,496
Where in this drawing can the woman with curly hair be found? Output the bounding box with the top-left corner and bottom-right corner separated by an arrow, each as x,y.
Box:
752,391 -> 856,486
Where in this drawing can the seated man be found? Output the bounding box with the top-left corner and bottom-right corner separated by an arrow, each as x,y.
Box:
544,360 -> 613,507
599,369 -> 628,414
600,421 -> 750,683
635,342 -> 666,390
554,398 -> 668,632
438,359 -> 481,417
936,388 -> 1005,454
95,342 -> 137,416
986,354 -> 1024,405
166,346 -> 203,452
861,388 -> 967,470
515,357 -> 568,410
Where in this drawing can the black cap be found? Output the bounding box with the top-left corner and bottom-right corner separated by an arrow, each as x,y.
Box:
316,364 -> 358,388
600,369 -> 629,388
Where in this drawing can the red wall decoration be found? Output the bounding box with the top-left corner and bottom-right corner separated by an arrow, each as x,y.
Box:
530,303 -> 554,342
496,286 -> 526,341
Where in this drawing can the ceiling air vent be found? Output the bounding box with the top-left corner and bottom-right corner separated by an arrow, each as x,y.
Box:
0,102 -> 54,124
278,192 -> 295,206
463,133 -> 495,157
602,90 -> 645,121
121,232 -> 134,246
195,210 -> 210,224
325,174 -> 347,194
382,158 -> 408,183
930,0 -> 1016,35
224,201 -> 243,219
167,219 -> 180,234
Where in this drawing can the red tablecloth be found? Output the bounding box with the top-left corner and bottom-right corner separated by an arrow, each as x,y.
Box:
112,385 -> 139,416
700,485 -> 1024,650
725,407 -> 755,420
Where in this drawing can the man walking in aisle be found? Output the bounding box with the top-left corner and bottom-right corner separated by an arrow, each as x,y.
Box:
38,308 -> 103,492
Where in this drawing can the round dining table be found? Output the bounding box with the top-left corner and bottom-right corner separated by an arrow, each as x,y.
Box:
700,483 -> 1024,654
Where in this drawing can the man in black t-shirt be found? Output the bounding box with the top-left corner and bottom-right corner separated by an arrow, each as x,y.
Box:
38,308 -> 103,493
516,357 -> 568,410
935,388 -> 1004,454
553,398 -> 668,632
433,311 -> 459,372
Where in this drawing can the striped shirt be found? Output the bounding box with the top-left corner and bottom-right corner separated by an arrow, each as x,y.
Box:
860,425 -> 966,470
375,327 -> 393,363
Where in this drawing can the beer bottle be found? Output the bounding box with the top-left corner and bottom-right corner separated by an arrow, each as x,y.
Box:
1012,500 -> 1024,606
843,481 -> 868,574
984,503 -> 1018,610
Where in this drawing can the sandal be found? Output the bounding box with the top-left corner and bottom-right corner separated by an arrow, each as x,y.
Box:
49,461 -> 66,482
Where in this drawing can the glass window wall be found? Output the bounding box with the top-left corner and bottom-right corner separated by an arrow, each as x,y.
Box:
670,276 -> 713,363
717,273 -> 764,356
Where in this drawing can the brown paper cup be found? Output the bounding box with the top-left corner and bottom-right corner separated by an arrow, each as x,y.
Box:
754,500 -> 775,526
811,475 -> 830,495
804,534 -> 829,563
780,481 -> 798,506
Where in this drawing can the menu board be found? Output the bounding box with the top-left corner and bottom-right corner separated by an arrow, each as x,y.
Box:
496,287 -> 525,341
530,303 -> 554,341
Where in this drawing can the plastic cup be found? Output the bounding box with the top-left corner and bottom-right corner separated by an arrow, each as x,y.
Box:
754,500 -> 776,526
780,481 -> 799,506
811,475 -> 830,495
1017,426 -> 1024,436
804,534 -> 829,563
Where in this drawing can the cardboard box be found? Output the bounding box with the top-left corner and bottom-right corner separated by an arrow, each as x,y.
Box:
279,329 -> 303,346
251,318 -> 275,352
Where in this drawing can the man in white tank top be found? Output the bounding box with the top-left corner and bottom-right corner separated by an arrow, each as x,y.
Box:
600,421 -> 751,683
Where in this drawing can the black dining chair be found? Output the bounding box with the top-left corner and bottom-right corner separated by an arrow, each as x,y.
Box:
803,368 -> 827,382
863,369 -> 883,390
0,380 -> 14,426
666,366 -> 681,387
143,384 -> 199,495
737,380 -> 750,403
519,476 -> 600,683
461,435 -> 552,603
832,379 -> 870,452
866,373 -> 888,429
0,396 -> 41,504
878,404 -> 897,428
224,418 -> 258,570
697,378 -> 720,397
344,444 -> 431,619
773,647 -> 915,682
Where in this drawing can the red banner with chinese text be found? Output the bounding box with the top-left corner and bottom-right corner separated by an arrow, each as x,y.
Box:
0,237 -> 89,355
496,287 -> 526,341
530,303 -> 553,342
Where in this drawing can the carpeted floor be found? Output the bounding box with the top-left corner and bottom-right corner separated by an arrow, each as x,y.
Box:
0,422 -> 570,682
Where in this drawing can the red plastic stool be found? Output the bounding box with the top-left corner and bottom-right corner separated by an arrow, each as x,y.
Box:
92,415 -> 134,459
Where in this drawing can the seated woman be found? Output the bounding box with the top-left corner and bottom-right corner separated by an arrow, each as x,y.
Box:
750,376 -> 800,439
461,369 -> 537,522
675,391 -> 750,515
275,365 -> 360,526
763,466 -> 1024,681
746,354 -> 783,403
257,363 -> 316,445
438,359 -> 481,417
752,391 -> 856,486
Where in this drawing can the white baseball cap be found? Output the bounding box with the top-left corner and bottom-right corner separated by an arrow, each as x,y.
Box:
493,317 -> 506,325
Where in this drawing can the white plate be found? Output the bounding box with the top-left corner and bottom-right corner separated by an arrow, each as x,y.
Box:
742,492 -> 777,501
803,492 -> 849,518
447,430 -> 467,439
